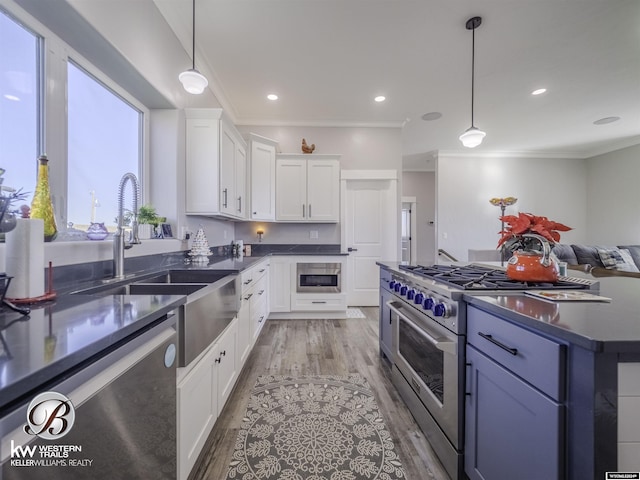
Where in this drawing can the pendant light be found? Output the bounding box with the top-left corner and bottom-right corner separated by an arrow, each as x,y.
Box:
179,0 -> 208,94
459,16 -> 486,148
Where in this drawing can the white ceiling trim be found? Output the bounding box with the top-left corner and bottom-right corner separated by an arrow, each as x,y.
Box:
235,119 -> 404,129
582,136 -> 640,159
437,149 -> 589,160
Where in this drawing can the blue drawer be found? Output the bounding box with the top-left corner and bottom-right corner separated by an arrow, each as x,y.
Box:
467,305 -> 565,401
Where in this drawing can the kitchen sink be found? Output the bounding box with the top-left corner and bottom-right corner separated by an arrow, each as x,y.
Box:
71,270 -> 240,368
138,270 -> 232,284
73,283 -> 208,296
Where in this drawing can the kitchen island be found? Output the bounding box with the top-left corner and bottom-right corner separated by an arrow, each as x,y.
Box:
379,261 -> 640,479
464,275 -> 640,480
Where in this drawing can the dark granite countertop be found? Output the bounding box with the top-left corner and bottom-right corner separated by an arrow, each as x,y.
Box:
464,276 -> 640,353
0,293 -> 185,413
0,243 -> 347,414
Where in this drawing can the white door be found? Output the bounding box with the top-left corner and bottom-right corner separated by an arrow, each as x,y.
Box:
341,171 -> 398,306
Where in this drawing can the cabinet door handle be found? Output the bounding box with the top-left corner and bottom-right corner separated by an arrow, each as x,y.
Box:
348,247 -> 358,252
309,204 -> 312,218
259,315 -> 264,323
238,196 -> 242,212
223,188 -> 228,208
478,332 -> 518,356
302,204 -> 306,218
215,357 -> 221,364
220,350 -> 226,357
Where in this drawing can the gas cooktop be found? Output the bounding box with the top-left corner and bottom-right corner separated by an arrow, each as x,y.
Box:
398,264 -> 594,291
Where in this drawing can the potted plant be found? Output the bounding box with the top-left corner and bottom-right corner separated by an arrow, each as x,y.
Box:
134,204 -> 165,239
497,212 -> 572,282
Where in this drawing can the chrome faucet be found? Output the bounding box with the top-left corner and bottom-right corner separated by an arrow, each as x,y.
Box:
113,173 -> 141,278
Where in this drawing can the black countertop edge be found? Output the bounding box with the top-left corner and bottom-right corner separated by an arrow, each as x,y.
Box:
0,295 -> 185,414
463,295 -> 602,352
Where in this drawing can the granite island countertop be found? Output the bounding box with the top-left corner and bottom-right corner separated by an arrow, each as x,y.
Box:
464,275 -> 640,353
377,261 -> 640,352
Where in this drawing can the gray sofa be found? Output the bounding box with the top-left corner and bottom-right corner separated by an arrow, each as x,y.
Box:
552,244 -> 640,271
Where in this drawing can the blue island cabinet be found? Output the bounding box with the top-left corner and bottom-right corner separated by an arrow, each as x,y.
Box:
465,305 -> 565,480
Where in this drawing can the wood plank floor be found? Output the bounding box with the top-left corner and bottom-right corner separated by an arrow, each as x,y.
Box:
190,307 -> 450,480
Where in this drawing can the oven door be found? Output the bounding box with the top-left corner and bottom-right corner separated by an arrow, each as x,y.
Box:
388,299 -> 462,449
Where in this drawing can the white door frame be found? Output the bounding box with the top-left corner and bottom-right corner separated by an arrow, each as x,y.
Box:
340,170 -> 399,305
401,196 -> 417,265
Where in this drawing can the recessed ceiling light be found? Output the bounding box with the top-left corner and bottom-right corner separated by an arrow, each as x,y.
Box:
593,116 -> 620,125
3,94 -> 20,101
531,88 -> 547,96
421,112 -> 443,121
267,94 -> 278,101
374,96 -> 386,102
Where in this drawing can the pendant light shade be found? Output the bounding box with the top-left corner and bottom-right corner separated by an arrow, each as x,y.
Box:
179,0 -> 208,95
459,126 -> 486,148
460,16 -> 485,148
179,69 -> 208,94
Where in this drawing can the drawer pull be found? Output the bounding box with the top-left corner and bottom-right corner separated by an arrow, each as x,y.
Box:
312,301 -> 327,304
244,293 -> 253,300
478,332 -> 518,356
259,316 -> 264,323
258,290 -> 265,295
244,278 -> 253,285
220,350 -> 226,357
259,269 -> 265,273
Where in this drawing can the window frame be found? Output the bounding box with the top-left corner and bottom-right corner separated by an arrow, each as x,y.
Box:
1,2 -> 149,233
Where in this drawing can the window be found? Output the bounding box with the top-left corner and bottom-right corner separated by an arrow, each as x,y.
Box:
67,61 -> 142,230
0,10 -> 41,202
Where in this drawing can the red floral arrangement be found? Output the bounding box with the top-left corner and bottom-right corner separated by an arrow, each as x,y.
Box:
497,212 -> 572,251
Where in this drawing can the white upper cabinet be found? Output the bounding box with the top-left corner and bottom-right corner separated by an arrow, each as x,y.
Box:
185,108 -> 247,220
248,134 -> 278,221
275,154 -> 340,222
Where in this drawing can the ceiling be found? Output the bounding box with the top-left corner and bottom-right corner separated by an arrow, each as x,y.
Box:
155,0 -> 640,161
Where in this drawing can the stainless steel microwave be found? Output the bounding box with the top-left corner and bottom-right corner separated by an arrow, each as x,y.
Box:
296,262 -> 341,293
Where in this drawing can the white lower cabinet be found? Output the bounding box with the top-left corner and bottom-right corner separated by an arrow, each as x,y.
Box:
269,255 -> 347,317
177,319 -> 238,480
237,258 -> 270,368
269,256 -> 292,312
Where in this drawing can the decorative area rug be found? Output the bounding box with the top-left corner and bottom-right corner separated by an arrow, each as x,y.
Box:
225,374 -> 406,479
346,308 -> 366,319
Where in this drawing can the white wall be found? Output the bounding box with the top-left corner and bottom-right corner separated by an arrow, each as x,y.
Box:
586,143 -> 640,245
436,154 -> 588,262
236,125 -> 402,171
402,171 -> 436,264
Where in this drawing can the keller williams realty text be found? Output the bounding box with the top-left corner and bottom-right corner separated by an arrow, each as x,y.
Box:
10,441 -> 93,467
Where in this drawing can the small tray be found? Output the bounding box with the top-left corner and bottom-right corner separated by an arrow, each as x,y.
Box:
525,290 -> 611,302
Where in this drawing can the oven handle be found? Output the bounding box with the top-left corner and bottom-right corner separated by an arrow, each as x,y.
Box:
386,300 -> 457,355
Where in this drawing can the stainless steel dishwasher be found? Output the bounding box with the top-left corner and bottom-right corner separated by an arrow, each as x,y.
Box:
1,316 -> 178,479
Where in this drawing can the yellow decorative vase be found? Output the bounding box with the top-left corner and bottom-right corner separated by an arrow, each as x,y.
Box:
30,154 -> 58,242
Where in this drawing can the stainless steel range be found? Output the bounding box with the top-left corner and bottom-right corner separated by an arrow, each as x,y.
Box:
382,263 -> 597,480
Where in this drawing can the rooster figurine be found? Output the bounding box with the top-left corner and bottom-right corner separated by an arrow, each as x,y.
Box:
301,138 -> 315,154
